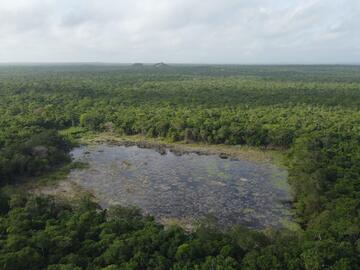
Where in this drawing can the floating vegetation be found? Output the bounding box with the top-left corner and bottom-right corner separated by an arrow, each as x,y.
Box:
69,144 -> 294,229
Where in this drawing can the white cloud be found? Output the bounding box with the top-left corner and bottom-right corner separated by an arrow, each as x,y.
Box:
0,0 -> 359,63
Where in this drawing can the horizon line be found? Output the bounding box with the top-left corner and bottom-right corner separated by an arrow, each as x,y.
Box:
1,62 -> 360,66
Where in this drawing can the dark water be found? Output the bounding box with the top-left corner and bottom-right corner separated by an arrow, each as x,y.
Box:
69,144 -> 293,229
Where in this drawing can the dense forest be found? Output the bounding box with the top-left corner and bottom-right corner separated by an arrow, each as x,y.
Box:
0,64 -> 360,269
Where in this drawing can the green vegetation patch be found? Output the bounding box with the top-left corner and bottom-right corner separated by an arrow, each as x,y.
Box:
0,65 -> 359,269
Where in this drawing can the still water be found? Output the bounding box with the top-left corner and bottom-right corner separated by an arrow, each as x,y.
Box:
69,144 -> 293,229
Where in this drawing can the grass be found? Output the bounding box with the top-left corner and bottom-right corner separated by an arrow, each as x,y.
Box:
7,161 -> 89,198
32,162 -> 88,187
76,131 -> 285,164
59,127 -> 287,164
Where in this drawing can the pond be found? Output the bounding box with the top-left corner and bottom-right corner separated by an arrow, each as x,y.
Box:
69,143 -> 293,229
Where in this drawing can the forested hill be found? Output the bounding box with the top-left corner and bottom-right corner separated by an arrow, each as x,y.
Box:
0,65 -> 360,269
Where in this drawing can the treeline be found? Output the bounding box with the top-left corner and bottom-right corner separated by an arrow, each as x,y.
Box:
77,106 -> 359,147
0,65 -> 359,269
0,195 -> 303,270
0,130 -> 71,183
1,77 -> 360,108
1,64 -> 360,82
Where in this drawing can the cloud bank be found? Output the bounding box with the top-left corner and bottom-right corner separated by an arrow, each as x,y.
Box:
0,0 -> 359,63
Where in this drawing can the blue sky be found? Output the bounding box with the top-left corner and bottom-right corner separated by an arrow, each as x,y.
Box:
0,0 -> 359,63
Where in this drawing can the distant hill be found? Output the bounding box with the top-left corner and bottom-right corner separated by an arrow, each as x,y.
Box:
154,62 -> 170,68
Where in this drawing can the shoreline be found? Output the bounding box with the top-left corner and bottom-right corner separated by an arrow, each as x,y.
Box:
27,132 -> 298,231
78,132 -> 285,165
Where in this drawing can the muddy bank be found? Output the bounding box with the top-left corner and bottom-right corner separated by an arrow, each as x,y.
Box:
83,134 -> 277,164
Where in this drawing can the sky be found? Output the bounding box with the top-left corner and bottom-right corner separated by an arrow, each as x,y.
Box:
0,0 -> 359,64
